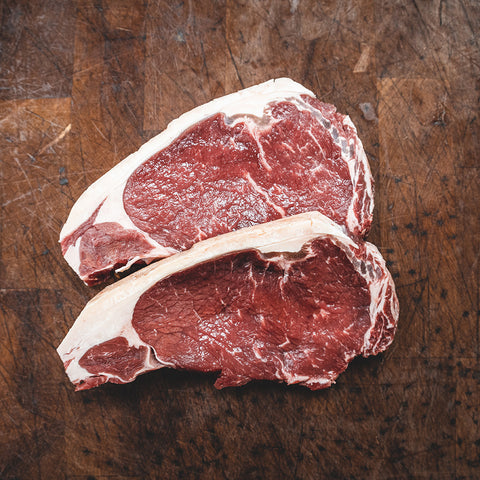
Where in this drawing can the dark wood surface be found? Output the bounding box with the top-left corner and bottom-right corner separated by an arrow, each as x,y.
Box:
1,1 -> 479,478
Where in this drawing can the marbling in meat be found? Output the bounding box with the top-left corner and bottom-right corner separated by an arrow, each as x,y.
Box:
60,78 -> 374,285
57,213 -> 398,391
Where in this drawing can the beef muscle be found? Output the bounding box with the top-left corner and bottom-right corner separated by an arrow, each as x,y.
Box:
60,78 -> 374,285
57,212 -> 398,391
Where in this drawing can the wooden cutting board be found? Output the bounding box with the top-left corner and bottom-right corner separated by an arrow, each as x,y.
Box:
1,1 -> 478,478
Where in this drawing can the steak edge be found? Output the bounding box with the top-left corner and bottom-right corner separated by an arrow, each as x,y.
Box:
57,212 -> 398,391
60,78 -> 374,285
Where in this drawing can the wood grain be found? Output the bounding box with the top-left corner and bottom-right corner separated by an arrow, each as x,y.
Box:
144,0 -> 227,131
1,0 -> 479,478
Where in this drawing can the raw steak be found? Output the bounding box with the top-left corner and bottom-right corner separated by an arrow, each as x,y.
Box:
60,78 -> 374,285
57,212 -> 398,391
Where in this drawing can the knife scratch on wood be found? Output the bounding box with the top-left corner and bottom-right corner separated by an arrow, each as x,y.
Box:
37,124 -> 72,155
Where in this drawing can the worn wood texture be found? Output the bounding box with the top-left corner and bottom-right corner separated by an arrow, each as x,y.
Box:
1,1 -> 479,478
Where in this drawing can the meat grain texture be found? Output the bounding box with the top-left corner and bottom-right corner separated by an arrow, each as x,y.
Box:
60,79 -> 373,285
58,213 -> 398,391
58,79 -> 398,391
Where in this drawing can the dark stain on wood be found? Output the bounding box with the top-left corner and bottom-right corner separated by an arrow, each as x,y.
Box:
1,0 -> 479,478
